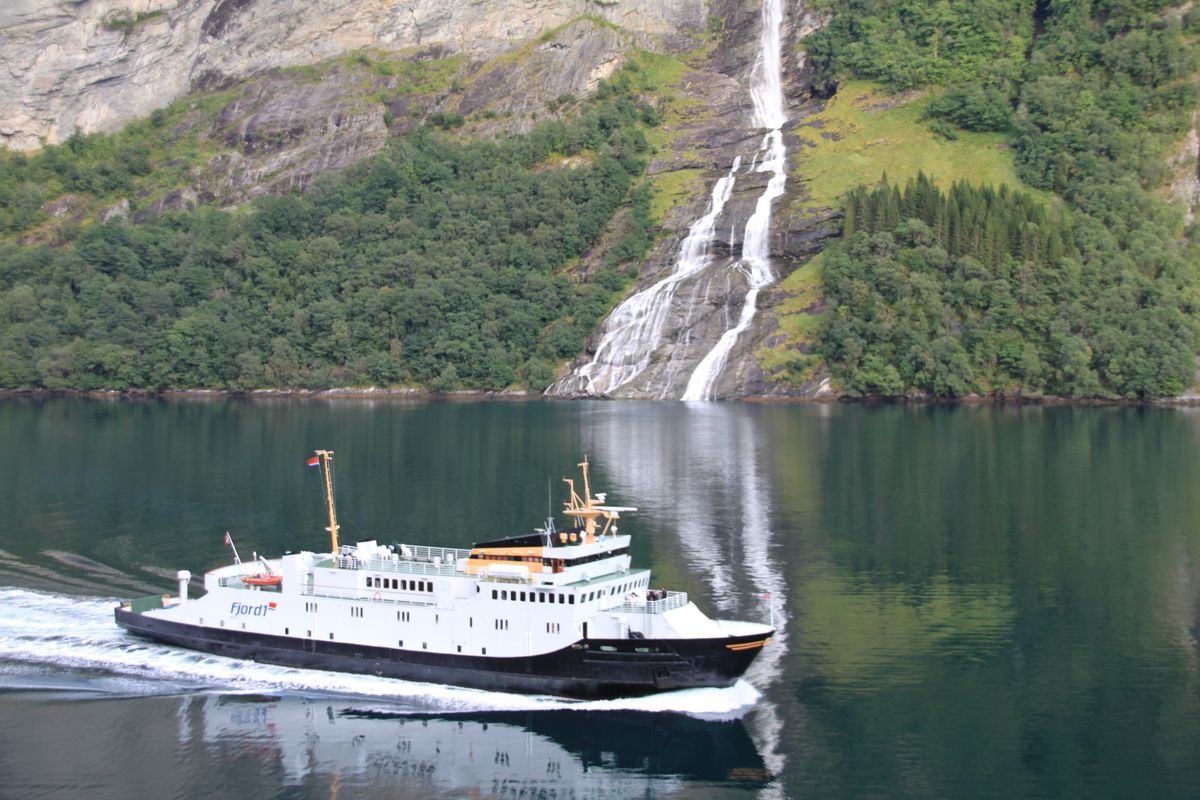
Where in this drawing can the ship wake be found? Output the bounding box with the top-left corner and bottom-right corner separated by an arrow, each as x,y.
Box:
0,587 -> 760,717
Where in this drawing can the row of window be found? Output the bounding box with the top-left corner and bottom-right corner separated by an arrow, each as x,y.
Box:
492,588 -> 574,604
469,547 -> 630,569
604,579 -> 644,597
367,576 -> 433,592
490,578 -> 648,605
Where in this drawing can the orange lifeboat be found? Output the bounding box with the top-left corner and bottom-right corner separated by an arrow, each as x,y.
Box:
241,574 -> 282,587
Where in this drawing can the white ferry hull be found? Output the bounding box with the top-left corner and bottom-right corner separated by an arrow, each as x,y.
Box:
114,606 -> 770,699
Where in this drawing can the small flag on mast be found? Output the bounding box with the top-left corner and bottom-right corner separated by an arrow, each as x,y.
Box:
223,531 -> 242,564
307,456 -> 320,467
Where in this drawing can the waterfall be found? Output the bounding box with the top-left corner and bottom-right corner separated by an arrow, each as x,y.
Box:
547,0 -> 788,400
546,158 -> 741,397
682,0 -> 787,401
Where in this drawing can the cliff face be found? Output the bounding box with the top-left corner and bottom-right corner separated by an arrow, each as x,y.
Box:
0,0 -> 706,150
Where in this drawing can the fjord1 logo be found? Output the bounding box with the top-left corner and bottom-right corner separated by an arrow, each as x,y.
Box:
230,601 -> 277,617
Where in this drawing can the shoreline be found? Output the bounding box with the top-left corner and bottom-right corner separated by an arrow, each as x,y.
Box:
1,386 -> 1199,406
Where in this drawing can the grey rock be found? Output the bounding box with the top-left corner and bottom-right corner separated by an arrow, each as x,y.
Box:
0,0 -> 707,150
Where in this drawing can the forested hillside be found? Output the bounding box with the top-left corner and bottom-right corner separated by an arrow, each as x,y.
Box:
803,0 -> 1200,398
0,82 -> 657,391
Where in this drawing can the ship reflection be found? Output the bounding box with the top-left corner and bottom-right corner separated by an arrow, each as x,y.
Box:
196,694 -> 770,792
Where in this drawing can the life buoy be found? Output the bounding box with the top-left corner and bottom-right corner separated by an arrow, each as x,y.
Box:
373,591 -> 381,601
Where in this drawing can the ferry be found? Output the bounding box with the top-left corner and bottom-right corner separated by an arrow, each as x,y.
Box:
115,452 -> 774,699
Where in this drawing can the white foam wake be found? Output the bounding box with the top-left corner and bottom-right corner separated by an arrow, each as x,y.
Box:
0,586 -> 760,716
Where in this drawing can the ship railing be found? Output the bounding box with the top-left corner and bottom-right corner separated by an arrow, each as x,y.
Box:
217,576 -> 252,589
398,544 -> 472,563
335,547 -> 469,577
611,590 -> 689,615
300,584 -> 436,606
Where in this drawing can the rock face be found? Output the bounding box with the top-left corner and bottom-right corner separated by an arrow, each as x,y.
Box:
1167,111 -> 1200,227
0,0 -> 706,150
98,17 -> 649,208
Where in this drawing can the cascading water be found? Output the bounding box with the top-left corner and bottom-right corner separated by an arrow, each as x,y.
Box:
548,159 -> 741,398
682,0 -> 788,401
548,0 -> 790,401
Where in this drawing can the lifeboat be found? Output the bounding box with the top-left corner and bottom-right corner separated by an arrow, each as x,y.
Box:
241,573 -> 282,587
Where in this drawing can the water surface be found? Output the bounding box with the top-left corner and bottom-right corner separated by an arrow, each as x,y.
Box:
1,399 -> 1197,798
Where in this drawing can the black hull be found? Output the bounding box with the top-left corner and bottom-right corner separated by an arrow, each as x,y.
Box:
114,608 -> 770,699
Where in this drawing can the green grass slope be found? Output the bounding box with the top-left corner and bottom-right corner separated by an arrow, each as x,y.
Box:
767,0 -> 1200,399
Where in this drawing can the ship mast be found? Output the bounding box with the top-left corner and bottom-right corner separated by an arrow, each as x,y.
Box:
563,456 -> 602,541
315,449 -> 340,554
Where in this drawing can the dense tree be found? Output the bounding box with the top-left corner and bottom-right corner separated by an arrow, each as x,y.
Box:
807,0 -> 1200,398
820,176 -> 1195,398
0,87 -> 659,392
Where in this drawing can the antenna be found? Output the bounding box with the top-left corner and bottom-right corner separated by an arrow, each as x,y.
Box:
544,476 -> 556,544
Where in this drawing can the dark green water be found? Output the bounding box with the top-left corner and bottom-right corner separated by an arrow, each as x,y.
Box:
1,398 -> 1198,799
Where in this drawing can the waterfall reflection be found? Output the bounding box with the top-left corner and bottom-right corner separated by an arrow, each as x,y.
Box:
582,401 -> 789,788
